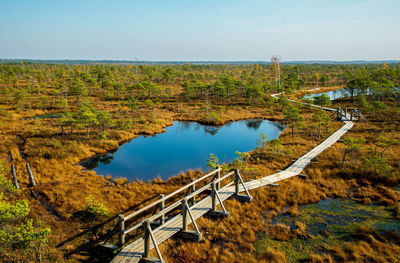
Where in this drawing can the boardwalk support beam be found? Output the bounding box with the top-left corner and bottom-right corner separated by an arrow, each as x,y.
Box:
140,220 -> 164,263
234,169 -> 252,203
176,198 -> 202,242
209,182 -> 230,218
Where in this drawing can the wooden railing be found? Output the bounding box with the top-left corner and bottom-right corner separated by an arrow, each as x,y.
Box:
337,107 -> 348,120
117,167 -> 251,260
337,107 -> 366,122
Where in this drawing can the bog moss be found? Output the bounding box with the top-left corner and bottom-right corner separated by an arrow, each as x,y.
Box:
254,199 -> 400,262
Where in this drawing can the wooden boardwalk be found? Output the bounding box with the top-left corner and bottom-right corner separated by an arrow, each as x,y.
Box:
241,121 -> 353,191
112,91 -> 355,263
113,187 -> 236,263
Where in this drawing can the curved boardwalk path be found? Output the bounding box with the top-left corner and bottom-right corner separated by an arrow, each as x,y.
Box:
112,91 -> 354,263
242,120 -> 353,191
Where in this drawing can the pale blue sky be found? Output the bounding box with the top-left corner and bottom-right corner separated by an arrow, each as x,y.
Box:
0,0 -> 399,61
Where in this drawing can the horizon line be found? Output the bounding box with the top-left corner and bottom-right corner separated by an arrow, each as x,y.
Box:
1,58 -> 399,64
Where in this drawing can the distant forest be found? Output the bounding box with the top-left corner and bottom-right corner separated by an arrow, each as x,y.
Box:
1,59 -> 399,65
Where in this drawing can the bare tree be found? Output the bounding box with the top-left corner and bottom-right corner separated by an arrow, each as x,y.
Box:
271,56 -> 281,90
134,57 -> 139,75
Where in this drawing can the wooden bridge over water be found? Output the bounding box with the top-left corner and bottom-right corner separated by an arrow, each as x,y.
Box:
111,92 -> 359,263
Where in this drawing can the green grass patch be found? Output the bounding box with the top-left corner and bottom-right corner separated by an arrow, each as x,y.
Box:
255,199 -> 400,262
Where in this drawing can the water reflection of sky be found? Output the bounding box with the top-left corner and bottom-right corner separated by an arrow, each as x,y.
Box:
302,88 -> 352,100
81,119 -> 285,181
302,88 -> 398,101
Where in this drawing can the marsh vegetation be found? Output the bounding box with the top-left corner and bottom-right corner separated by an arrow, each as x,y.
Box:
0,61 -> 399,262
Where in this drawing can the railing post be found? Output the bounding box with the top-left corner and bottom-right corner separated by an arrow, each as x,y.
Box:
181,198 -> 188,232
143,220 -> 151,259
211,182 -> 217,212
234,169 -> 253,203
190,178 -> 196,205
234,169 -> 240,196
159,194 -> 165,225
177,197 -> 202,242
216,166 -> 221,190
141,219 -> 165,262
208,181 -> 230,218
118,214 -> 125,247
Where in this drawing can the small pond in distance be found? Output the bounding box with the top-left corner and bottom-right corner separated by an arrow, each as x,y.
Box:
24,112 -> 61,120
81,119 -> 285,181
301,88 -> 354,100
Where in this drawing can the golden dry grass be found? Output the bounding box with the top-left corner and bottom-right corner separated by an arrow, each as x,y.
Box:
0,87 -> 399,262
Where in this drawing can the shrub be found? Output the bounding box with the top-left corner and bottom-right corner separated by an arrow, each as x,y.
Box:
372,101 -> 388,110
313,93 -> 331,107
98,131 -> 109,140
117,118 -> 135,130
361,154 -> 391,177
0,218 -> 50,250
0,195 -> 29,221
0,106 -> 9,117
47,138 -> 62,148
0,162 -> 50,261
84,196 -> 110,218
357,94 -> 372,111
207,153 -> 219,169
255,132 -> 269,149
0,163 -> 19,194
144,99 -> 154,107
233,151 -> 253,170
203,111 -> 220,123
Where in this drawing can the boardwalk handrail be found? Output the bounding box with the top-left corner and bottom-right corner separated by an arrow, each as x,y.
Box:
118,168 -> 251,248
123,168 -> 221,222
119,167 -> 226,244
146,170 -> 235,223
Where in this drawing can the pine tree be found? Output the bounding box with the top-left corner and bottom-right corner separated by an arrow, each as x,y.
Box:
283,104 -> 304,136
